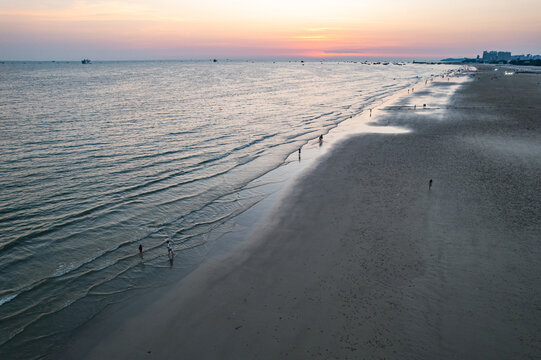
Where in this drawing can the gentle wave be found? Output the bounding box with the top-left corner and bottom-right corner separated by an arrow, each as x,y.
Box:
0,294 -> 18,307
1,180 -> 267,312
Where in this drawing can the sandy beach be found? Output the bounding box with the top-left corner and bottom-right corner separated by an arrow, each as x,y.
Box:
57,67 -> 541,359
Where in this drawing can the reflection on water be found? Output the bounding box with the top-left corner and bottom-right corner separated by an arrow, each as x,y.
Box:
0,60 -> 458,358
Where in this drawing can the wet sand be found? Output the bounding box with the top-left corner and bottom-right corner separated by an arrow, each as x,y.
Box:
58,67 -> 541,359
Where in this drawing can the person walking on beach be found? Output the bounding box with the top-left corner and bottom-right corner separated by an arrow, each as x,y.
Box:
167,240 -> 174,257
429,179 -> 433,190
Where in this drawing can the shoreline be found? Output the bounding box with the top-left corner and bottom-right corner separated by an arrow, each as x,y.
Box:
58,66 -> 541,359
0,63 -> 463,360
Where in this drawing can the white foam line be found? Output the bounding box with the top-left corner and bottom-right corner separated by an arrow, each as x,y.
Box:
0,293 -> 18,307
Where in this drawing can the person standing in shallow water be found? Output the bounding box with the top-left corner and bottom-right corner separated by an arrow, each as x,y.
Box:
138,244 -> 143,258
167,240 -> 174,257
429,179 -> 433,190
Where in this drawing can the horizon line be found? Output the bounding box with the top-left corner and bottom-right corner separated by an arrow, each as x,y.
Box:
0,55 -> 472,62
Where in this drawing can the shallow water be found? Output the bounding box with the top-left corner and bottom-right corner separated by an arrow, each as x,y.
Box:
0,60 -> 457,358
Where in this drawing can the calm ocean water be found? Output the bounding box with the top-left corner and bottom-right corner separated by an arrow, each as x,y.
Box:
0,60 -> 456,358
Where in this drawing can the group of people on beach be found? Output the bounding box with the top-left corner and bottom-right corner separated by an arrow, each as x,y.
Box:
137,240 -> 175,260
136,97 -> 438,263
138,135 -> 331,261
298,134 -> 325,159
138,157 -> 434,263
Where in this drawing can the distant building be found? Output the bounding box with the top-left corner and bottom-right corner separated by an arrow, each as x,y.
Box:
511,53 -> 541,61
482,50 -> 511,63
441,50 -> 541,65
498,51 -> 511,62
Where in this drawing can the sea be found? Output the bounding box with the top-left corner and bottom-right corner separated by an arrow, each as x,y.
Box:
0,60 -> 458,358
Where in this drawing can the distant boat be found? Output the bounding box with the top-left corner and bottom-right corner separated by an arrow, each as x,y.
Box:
81,59 -> 91,64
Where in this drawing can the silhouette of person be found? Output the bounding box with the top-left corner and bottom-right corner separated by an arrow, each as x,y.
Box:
138,244 -> 143,258
429,179 -> 433,190
167,240 -> 174,257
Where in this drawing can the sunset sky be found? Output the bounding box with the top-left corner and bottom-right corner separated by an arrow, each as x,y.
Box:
1,0 -> 539,60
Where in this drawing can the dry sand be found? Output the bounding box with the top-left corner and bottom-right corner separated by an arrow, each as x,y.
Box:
57,67 -> 541,359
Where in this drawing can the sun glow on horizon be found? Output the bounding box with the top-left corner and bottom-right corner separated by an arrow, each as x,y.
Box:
0,0 -> 539,60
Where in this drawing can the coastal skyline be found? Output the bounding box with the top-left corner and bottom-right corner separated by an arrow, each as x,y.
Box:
1,0 -> 540,60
